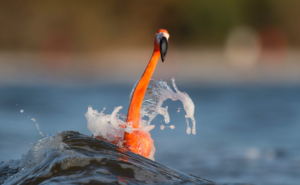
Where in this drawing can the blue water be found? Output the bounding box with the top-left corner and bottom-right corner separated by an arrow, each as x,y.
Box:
1,83 -> 300,184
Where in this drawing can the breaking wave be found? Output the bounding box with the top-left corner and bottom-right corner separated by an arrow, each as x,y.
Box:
1,131 -> 212,184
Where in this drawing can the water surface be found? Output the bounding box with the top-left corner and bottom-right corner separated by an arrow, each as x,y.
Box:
0,83 -> 299,184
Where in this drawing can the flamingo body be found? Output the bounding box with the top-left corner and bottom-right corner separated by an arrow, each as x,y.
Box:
124,29 -> 169,158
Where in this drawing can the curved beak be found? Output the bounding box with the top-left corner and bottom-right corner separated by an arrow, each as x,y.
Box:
160,37 -> 168,62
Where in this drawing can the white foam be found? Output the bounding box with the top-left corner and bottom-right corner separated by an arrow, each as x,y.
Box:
20,109 -> 24,113
85,106 -> 125,143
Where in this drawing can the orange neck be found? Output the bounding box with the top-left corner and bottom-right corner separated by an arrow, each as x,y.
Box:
124,50 -> 160,156
126,50 -> 160,128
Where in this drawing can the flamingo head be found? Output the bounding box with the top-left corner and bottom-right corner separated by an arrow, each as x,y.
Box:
154,29 -> 169,62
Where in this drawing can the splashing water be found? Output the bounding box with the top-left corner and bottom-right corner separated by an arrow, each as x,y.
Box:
138,78 -> 196,135
35,123 -> 44,137
85,78 -> 196,158
160,125 -> 175,130
85,106 -> 127,144
29,117 -> 44,137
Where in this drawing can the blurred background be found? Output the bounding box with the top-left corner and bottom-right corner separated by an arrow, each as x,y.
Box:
0,0 -> 300,184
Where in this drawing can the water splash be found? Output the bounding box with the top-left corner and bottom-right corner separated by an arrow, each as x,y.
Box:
85,106 -> 126,144
35,123 -> 44,137
160,125 -> 175,130
137,78 -> 196,135
29,117 -> 44,137
85,78 -> 196,158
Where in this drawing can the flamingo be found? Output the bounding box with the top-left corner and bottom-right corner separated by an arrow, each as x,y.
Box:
90,29 -> 169,159
124,29 -> 170,158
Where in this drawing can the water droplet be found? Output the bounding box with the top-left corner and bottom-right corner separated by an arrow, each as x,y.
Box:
187,127 -> 191,135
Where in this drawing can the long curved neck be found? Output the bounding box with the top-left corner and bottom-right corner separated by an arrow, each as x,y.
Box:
126,50 -> 160,128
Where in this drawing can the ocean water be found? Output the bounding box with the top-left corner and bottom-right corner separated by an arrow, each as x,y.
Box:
0,82 -> 300,184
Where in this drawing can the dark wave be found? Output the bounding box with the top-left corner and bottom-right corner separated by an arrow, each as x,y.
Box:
1,131 -> 213,185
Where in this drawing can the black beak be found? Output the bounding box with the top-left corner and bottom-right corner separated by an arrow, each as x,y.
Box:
160,37 -> 168,62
